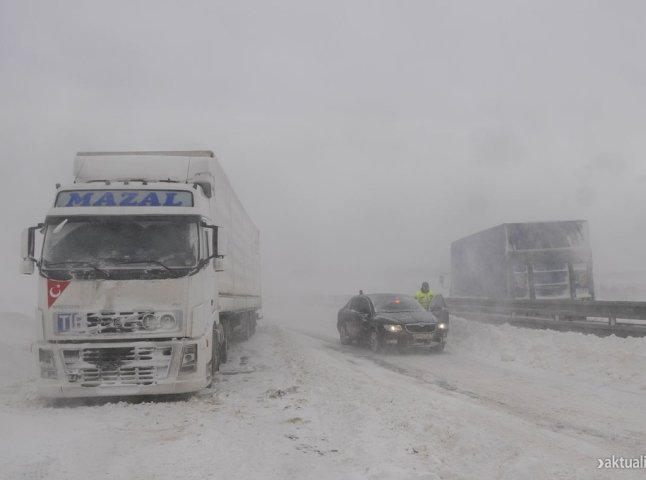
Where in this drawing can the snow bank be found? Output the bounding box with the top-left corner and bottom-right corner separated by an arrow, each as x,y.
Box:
449,315 -> 646,388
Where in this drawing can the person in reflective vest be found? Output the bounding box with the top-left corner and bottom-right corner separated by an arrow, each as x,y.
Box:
414,281 -> 434,310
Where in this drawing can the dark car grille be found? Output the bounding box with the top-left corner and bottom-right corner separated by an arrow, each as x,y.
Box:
63,346 -> 172,387
404,323 -> 436,333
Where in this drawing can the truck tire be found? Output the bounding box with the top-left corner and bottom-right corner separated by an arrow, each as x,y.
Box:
240,317 -> 252,341
220,337 -> 228,364
206,329 -> 221,388
212,330 -> 221,373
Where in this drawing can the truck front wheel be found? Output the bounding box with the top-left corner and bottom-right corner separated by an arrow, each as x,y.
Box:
212,330 -> 221,373
220,337 -> 228,364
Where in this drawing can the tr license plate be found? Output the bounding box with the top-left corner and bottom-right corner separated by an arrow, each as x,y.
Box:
413,333 -> 433,341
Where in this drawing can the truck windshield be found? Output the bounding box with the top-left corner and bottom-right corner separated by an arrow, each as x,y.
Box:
41,216 -> 199,276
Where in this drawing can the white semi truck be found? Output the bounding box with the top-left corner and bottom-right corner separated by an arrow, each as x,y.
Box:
20,151 -> 261,398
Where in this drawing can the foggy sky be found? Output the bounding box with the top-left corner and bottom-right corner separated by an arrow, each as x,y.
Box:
2,0 -> 646,312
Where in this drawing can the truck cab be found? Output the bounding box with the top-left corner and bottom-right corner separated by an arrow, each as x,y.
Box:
21,151 -> 261,398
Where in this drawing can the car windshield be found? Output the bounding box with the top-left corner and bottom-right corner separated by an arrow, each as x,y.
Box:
41,215 -> 199,270
371,294 -> 424,313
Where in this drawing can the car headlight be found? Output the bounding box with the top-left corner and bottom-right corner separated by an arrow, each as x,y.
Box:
438,323 -> 447,330
384,324 -> 402,333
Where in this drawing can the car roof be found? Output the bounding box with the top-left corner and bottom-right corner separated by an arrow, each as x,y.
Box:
361,293 -> 415,302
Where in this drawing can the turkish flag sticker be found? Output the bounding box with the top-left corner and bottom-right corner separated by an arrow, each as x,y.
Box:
48,279 -> 71,308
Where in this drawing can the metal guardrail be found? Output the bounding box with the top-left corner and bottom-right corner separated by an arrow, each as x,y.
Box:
445,297 -> 646,337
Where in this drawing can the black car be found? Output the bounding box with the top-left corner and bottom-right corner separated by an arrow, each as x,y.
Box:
337,293 -> 449,353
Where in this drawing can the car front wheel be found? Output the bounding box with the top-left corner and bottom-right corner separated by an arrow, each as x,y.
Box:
430,340 -> 446,353
339,323 -> 352,345
369,329 -> 382,353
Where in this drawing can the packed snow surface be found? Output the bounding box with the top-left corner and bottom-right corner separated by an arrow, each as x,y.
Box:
1,303 -> 645,479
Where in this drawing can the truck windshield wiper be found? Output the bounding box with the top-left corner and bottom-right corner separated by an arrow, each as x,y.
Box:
116,259 -> 184,276
42,261 -> 111,279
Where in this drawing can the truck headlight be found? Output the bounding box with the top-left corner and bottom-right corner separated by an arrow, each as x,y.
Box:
438,323 -> 447,330
160,313 -> 176,330
142,313 -> 159,330
141,312 -> 181,331
179,344 -> 198,375
384,324 -> 402,333
39,349 -> 57,378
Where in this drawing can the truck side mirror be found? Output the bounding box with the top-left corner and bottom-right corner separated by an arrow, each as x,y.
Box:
213,258 -> 225,272
20,225 -> 40,275
215,227 -> 227,258
201,223 -> 227,259
21,227 -> 34,260
20,259 -> 35,275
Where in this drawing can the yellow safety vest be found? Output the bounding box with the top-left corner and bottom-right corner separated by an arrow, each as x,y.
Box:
414,290 -> 434,310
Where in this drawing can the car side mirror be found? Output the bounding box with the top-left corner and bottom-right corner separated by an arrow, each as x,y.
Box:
429,295 -> 449,323
429,294 -> 447,311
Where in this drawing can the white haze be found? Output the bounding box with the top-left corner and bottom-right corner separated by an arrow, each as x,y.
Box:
2,0 -> 646,312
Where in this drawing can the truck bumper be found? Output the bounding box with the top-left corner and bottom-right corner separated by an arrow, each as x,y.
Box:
36,338 -> 211,399
38,376 -> 208,398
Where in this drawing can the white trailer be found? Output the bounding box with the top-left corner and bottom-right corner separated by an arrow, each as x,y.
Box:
21,151 -> 261,398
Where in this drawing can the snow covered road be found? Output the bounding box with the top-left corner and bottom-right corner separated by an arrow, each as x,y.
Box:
1,305 -> 645,479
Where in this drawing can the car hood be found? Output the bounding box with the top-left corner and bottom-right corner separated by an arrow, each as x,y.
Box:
375,310 -> 437,325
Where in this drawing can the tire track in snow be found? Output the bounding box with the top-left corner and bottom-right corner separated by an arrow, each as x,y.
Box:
287,326 -> 645,454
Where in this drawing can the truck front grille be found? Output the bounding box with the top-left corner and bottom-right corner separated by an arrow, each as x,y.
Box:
81,346 -> 153,362
404,324 -> 436,333
79,366 -> 156,386
62,345 -> 173,387
86,312 -> 151,333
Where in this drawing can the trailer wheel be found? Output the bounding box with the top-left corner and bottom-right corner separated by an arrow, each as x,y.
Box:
240,316 -> 253,340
